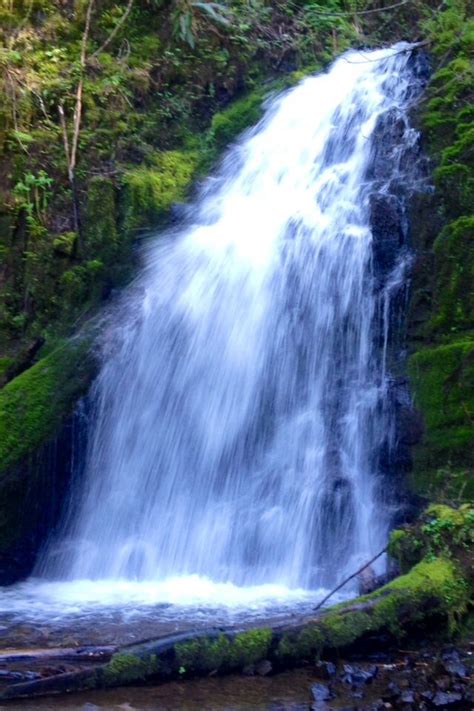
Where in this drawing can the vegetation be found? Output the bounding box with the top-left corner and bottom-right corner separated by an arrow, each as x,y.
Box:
407,0 -> 474,502
0,0 -> 472,672
0,335 -> 94,473
0,0 -> 363,365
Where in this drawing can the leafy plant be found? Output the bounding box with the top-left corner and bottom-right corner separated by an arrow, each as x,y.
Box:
13,170 -> 53,225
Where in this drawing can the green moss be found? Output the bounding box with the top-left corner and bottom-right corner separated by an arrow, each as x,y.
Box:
208,90 -> 266,152
229,629 -> 272,667
278,549 -> 471,663
407,2 -> 474,502
122,150 -> 199,236
175,628 -> 272,675
0,337 -> 94,473
321,610 -> 374,647
84,176 -> 118,261
432,218 -> 474,331
0,357 -> 13,379
175,636 -> 231,674
389,504 -> 474,583
102,653 -> 163,686
52,231 -> 77,256
277,625 -> 325,661
388,528 -> 424,574
408,339 -> 474,497
377,557 -> 469,634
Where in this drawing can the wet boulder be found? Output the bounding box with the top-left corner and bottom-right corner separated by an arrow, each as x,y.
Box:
370,192 -> 404,277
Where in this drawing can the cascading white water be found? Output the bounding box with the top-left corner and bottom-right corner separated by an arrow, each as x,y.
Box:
39,45 -> 422,603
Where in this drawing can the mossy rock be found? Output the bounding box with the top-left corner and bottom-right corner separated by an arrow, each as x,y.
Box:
0,336 -> 95,474
432,217 -> 474,332
389,503 -> 474,575
121,150 -> 199,236
84,176 -> 118,261
408,338 -> 474,500
207,89 -> 266,152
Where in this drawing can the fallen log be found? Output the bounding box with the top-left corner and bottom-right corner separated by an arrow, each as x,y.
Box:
0,554 -> 470,700
1,505 -> 471,700
0,645 -> 116,665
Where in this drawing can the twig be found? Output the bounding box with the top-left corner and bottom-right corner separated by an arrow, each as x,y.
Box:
282,0 -> 412,18
313,546 -> 388,612
342,39 -> 430,64
89,0 -> 134,60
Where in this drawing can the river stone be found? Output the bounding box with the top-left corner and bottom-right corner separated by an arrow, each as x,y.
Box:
342,663 -> 378,686
311,682 -> 332,701
255,659 -> 272,676
315,660 -> 337,678
432,690 -> 463,706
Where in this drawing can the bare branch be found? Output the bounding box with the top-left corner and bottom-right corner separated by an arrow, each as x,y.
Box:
313,546 -> 388,612
90,0 -> 134,60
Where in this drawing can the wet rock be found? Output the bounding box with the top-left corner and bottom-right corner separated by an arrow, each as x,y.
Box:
432,690 -> 463,706
441,649 -> 467,678
371,700 -> 392,710
241,664 -> 255,676
420,689 -> 434,701
385,681 -> 401,699
370,192 -> 404,277
311,681 -> 332,702
443,659 -> 467,678
435,675 -> 452,691
400,690 -> 415,703
315,660 -> 337,679
358,568 -> 394,595
341,663 -> 378,686
358,566 -> 377,595
368,109 -> 407,181
255,659 -> 272,676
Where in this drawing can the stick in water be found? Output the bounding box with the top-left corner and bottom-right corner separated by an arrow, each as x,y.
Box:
313,546 -> 388,612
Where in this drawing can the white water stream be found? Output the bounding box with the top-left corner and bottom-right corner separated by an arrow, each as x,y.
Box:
3,45 -> 423,621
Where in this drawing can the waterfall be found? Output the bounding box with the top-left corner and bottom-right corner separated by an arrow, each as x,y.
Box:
40,45 -> 424,598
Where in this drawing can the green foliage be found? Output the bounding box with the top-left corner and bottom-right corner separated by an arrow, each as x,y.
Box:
0,0 -> 368,367
388,505 -> 473,633
390,504 -> 474,567
407,0 -> 474,501
52,231 -> 76,256
12,170 -> 53,226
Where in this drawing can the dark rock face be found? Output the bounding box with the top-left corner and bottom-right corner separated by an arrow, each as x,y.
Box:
0,404 -> 89,584
365,52 -> 432,528
370,193 -> 404,277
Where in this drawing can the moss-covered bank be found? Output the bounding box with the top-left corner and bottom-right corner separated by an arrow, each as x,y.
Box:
0,334 -> 97,581
406,0 -> 474,503
0,337 -> 94,473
